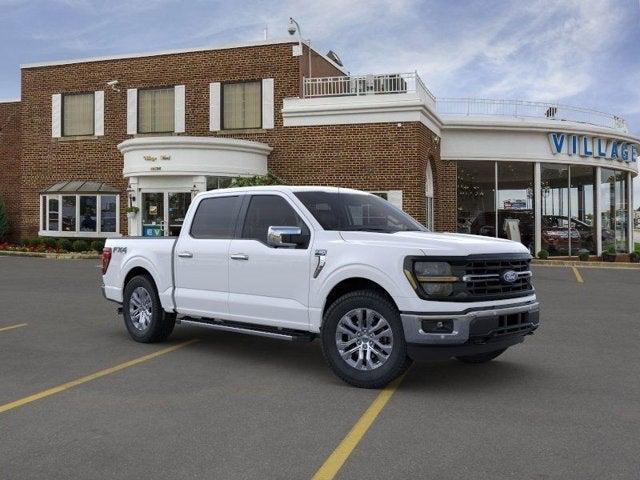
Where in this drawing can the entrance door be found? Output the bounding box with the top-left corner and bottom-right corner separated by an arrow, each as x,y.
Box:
142,192 -> 165,237
141,192 -> 192,237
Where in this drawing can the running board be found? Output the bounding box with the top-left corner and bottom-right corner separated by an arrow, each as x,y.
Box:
176,317 -> 315,342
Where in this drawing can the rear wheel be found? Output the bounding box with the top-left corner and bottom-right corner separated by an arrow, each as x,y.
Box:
321,290 -> 411,389
455,348 -> 507,364
123,275 -> 175,343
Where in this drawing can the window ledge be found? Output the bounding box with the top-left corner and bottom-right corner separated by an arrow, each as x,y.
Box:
216,128 -> 267,135
38,231 -> 122,238
56,135 -> 99,142
133,132 -> 179,138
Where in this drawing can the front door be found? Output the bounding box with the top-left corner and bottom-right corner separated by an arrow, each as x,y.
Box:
141,192 -> 192,237
228,194 -> 312,330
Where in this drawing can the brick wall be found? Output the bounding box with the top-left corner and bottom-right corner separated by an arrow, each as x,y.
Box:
0,101 -> 21,240
17,41 -> 450,238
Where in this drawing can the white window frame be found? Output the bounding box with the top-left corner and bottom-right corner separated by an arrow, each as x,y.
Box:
39,193 -> 121,238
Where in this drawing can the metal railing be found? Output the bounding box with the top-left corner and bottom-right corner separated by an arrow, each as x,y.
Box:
302,72 -> 436,105
436,97 -> 628,132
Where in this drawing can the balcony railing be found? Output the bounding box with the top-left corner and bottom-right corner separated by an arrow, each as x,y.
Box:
302,72 -> 436,106
436,97 -> 628,132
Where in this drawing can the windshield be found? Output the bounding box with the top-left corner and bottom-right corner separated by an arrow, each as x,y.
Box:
294,191 -> 426,233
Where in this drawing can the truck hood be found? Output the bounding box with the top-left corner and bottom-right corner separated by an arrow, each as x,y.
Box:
339,231 -> 530,256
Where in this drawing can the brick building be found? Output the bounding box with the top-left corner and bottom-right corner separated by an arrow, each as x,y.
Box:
1,38 -> 638,255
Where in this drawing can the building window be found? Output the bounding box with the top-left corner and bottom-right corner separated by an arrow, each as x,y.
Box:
63,92 -> 94,136
206,176 -> 234,190
222,81 -> 261,129
40,193 -> 119,237
457,161 -> 496,237
138,87 -> 175,133
601,168 -> 628,253
497,163 -> 534,252
425,162 -> 434,231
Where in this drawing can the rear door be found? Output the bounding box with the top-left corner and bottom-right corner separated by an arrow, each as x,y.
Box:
227,194 -> 312,330
173,194 -> 242,317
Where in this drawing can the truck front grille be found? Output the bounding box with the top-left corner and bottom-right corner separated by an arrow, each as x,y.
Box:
462,258 -> 532,298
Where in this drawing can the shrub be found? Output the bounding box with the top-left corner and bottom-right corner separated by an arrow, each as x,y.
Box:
229,172 -> 285,187
72,239 -> 89,252
537,249 -> 549,260
90,239 -> 105,252
42,237 -> 57,249
21,238 -> 32,247
577,249 -> 590,261
629,251 -> 640,263
0,197 -> 9,241
58,238 -> 73,252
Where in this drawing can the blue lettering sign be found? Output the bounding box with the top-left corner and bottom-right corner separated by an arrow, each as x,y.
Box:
548,133 -> 565,154
620,143 -> 629,161
632,144 -> 638,162
579,136 -> 593,156
610,141 -> 619,160
569,135 -> 579,155
595,138 -> 607,157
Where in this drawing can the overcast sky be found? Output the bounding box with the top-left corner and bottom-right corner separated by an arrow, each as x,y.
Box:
1,0 -> 639,199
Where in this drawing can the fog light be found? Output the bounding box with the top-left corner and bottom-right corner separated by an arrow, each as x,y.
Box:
421,319 -> 454,334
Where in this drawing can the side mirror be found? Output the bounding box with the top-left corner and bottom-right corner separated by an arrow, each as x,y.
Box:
267,226 -> 307,248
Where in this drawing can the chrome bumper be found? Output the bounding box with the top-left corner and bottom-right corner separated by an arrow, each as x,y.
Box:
401,301 -> 540,345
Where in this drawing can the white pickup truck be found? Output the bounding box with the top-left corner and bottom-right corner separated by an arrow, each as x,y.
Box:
101,186 -> 539,388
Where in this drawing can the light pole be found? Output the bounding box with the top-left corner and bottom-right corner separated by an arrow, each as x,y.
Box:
288,17 -> 312,80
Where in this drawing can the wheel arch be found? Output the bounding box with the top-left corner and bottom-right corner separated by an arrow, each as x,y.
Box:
322,277 -> 399,319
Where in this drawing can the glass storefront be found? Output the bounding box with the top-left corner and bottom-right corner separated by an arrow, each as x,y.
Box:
601,168 -> 629,253
457,161 -> 631,256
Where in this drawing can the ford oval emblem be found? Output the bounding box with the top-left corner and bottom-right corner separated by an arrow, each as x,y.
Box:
501,270 -> 518,284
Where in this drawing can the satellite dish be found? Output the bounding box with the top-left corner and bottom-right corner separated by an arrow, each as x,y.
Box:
326,50 -> 343,67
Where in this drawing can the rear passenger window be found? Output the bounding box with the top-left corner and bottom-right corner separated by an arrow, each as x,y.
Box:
190,196 -> 241,239
241,195 -> 309,247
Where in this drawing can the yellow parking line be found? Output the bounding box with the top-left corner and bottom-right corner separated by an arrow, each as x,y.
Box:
571,266 -> 584,283
312,370 -> 409,480
0,339 -> 198,414
0,323 -> 28,333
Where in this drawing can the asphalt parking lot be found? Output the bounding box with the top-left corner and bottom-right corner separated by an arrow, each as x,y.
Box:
1,257 -> 639,479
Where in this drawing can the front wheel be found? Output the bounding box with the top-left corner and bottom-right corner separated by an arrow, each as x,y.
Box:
455,348 -> 507,364
321,290 -> 412,389
123,275 -> 175,343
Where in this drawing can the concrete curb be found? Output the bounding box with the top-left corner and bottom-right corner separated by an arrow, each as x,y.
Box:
0,250 -> 100,260
532,259 -> 640,269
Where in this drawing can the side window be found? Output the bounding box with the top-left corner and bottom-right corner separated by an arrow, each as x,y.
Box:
190,196 -> 241,239
241,195 -> 309,247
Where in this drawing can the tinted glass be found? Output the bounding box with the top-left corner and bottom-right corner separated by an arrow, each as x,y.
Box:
295,192 -> 423,233
541,164 -> 570,255
62,196 -> 76,232
190,196 -> 240,239
100,195 -> 117,233
497,162 -> 534,252
80,196 -> 97,232
242,195 -> 309,245
457,161 -> 496,237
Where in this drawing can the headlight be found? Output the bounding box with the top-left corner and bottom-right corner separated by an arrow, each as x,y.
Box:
408,261 -> 457,298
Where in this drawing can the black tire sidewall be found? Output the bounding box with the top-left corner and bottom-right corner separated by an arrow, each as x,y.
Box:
123,275 -> 170,343
321,290 -> 410,388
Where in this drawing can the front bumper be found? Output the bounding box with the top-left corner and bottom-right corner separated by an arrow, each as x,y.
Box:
401,300 -> 540,359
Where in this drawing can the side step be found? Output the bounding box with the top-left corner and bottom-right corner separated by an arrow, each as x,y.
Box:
176,316 -> 315,343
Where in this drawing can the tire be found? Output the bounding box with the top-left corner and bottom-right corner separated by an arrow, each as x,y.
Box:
321,290 -> 412,389
122,275 -> 175,343
455,348 -> 507,364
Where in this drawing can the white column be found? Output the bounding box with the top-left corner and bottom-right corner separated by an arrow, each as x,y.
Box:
534,162 -> 541,255
51,94 -> 62,138
126,89 -> 138,135
595,167 -> 602,256
94,90 -> 104,136
628,171 -> 633,253
174,85 -> 186,133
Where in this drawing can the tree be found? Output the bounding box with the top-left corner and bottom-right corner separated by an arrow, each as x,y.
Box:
229,172 -> 285,187
0,197 -> 9,241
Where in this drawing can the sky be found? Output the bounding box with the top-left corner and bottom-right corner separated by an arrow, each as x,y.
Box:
1,0 -> 639,197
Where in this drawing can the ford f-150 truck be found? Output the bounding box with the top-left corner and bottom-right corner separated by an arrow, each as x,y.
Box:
101,186 -> 540,388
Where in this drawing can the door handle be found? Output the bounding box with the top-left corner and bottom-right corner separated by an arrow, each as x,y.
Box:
230,253 -> 249,261
177,251 -> 193,258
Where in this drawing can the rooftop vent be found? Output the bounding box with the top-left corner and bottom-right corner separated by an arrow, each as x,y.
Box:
326,50 -> 343,67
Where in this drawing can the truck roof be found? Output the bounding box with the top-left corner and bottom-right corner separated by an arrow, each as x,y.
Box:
196,185 -> 369,199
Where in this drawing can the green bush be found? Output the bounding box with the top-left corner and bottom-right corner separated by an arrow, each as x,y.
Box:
629,251 -> 640,263
58,238 -> 73,252
72,239 -> 89,252
229,172 -> 285,187
21,238 -> 32,247
90,239 -> 105,252
577,249 -> 590,261
537,249 -> 549,260
0,197 -> 9,241
42,237 -> 58,249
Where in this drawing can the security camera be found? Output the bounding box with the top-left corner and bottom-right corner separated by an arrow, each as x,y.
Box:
287,18 -> 297,35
